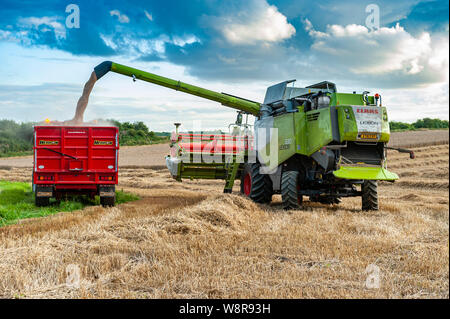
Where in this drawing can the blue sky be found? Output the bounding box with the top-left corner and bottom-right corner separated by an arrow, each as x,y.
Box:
0,0 -> 448,131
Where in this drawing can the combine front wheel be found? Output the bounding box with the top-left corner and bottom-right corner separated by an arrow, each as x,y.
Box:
240,163 -> 273,204
362,180 -> 378,211
281,170 -> 303,210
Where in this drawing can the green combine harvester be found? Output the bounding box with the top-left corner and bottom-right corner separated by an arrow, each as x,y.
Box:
93,61 -> 414,210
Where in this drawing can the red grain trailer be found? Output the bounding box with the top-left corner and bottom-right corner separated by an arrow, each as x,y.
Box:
33,125 -> 119,207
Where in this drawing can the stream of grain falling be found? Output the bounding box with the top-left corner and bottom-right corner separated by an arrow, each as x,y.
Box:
69,71 -> 97,124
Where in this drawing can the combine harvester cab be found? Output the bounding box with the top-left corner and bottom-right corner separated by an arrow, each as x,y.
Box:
33,125 -> 119,207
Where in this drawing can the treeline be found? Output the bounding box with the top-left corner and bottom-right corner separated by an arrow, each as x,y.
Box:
0,120 -> 35,157
0,119 -> 169,157
109,120 -> 169,146
389,118 -> 449,131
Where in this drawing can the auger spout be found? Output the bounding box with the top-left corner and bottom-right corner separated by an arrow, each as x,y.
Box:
94,61 -> 261,116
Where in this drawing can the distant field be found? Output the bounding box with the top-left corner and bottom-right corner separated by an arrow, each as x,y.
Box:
388,129 -> 449,148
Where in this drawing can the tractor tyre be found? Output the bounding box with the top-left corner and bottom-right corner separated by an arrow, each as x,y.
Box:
241,163 -> 273,204
362,180 -> 378,211
281,170 -> 303,210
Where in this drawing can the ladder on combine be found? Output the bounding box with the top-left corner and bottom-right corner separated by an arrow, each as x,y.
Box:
223,150 -> 245,193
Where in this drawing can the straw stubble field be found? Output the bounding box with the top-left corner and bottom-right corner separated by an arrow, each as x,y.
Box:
0,130 -> 448,298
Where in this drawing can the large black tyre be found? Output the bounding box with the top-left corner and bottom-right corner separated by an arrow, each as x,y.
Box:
35,196 -> 50,207
362,180 -> 378,211
281,170 -> 302,210
35,185 -> 52,207
100,196 -> 116,207
241,163 -> 273,204
99,186 -> 116,207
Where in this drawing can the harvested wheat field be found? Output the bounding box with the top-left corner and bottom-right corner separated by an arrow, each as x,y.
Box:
0,131 -> 448,299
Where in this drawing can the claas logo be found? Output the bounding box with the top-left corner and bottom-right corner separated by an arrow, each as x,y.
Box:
356,108 -> 379,114
39,140 -> 59,145
94,140 -> 113,145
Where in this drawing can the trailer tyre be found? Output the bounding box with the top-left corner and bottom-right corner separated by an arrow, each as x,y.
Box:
35,196 -> 50,207
240,163 -> 273,204
281,170 -> 302,210
362,180 -> 378,211
100,196 -> 116,207
35,186 -> 52,207
99,186 -> 116,207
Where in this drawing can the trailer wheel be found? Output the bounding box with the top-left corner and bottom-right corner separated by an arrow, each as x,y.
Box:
281,170 -> 302,210
99,186 -> 116,207
362,180 -> 378,211
35,186 -> 52,207
100,196 -> 116,207
35,196 -> 50,207
240,163 -> 272,203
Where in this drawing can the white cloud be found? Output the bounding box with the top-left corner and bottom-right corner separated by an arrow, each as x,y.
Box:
0,30 -> 11,40
218,2 -> 295,45
144,10 -> 153,22
383,83 -> 449,122
172,35 -> 200,47
306,21 -> 449,81
110,10 -> 130,24
99,34 -> 118,50
99,33 -> 200,59
17,16 -> 66,39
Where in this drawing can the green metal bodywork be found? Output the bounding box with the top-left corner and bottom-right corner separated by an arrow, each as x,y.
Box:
336,106 -> 390,143
304,107 -> 333,155
333,166 -> 399,180
257,94 -> 396,180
